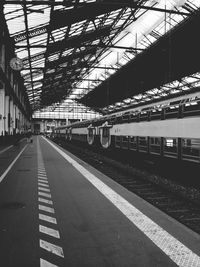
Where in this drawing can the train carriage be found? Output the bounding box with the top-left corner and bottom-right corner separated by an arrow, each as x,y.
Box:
54,91 -> 200,164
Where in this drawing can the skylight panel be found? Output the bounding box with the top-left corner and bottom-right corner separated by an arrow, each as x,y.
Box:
48,54 -> 59,61
4,0 -> 200,114
29,33 -> 47,44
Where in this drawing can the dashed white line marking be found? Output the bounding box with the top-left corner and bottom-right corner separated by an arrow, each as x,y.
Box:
38,183 -> 49,187
38,187 -> 51,192
38,173 -> 47,177
40,239 -> 64,258
40,258 -> 58,267
38,138 -> 65,265
44,136 -> 200,267
39,225 -> 60,238
38,179 -> 48,183
0,145 -> 28,183
38,197 -> 53,205
38,192 -> 52,199
39,204 -> 55,214
39,214 -> 57,224
38,177 -> 47,181
38,177 -> 48,183
38,174 -> 47,177
38,178 -> 48,181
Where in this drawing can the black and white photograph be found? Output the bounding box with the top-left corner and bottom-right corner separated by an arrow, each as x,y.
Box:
0,0 -> 200,266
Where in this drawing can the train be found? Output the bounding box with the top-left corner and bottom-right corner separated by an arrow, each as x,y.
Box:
53,91 -> 200,167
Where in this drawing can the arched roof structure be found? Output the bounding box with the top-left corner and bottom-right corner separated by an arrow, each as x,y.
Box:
2,0 -> 200,116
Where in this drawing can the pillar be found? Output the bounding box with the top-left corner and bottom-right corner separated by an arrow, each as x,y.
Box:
0,88 -> 5,135
10,97 -> 14,134
4,95 -> 9,134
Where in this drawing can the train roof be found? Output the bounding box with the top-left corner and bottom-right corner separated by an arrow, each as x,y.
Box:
55,91 -> 200,130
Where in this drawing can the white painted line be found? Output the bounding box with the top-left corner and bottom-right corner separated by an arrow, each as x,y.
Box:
39,204 -> 55,214
40,239 -> 64,258
38,174 -> 47,178
38,173 -> 47,177
39,225 -> 60,238
38,198 -> 53,205
44,137 -> 200,267
40,258 -> 58,267
38,183 -> 49,187
38,187 -> 50,192
39,214 -> 57,224
38,179 -> 48,184
38,172 -> 47,177
0,145 -> 28,183
38,177 -> 47,180
38,192 -> 52,198
38,177 -> 48,180
0,145 -> 13,155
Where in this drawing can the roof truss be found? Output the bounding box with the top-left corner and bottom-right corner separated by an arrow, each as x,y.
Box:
3,0 -> 197,114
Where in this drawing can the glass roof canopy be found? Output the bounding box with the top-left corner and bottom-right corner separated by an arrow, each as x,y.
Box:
3,0 -> 200,118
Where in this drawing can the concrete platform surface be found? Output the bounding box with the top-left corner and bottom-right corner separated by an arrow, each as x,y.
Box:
0,136 -> 200,267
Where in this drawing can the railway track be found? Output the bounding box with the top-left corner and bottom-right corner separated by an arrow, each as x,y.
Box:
53,138 -> 200,235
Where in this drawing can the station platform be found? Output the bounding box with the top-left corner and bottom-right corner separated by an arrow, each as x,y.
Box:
0,136 -> 200,267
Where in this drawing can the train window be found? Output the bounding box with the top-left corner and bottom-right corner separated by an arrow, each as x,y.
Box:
139,111 -> 149,122
116,115 -> 122,123
88,128 -> 93,137
129,136 -> 136,142
122,136 -> 129,142
165,105 -> 179,119
115,136 -> 121,148
102,128 -> 109,138
182,138 -> 200,162
129,136 -> 137,150
183,99 -> 200,117
164,138 -> 178,158
122,136 -> 129,149
150,137 -> 161,155
122,113 -> 130,122
139,137 -> 148,152
166,138 -> 174,147
129,113 -> 138,122
109,116 -> 116,124
150,109 -> 162,120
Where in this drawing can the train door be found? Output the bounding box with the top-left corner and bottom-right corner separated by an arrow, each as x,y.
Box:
87,124 -> 96,145
99,121 -> 112,149
68,127 -> 72,141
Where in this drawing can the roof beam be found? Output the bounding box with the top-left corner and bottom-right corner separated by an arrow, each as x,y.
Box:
46,47 -> 97,69
46,26 -> 111,55
85,43 -> 144,51
16,45 -> 46,48
22,0 -> 35,104
4,1 -> 189,16
49,3 -> 126,30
